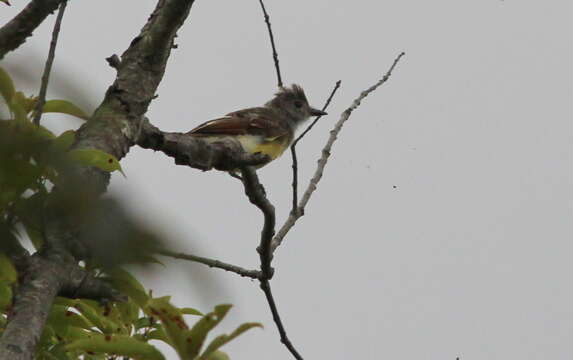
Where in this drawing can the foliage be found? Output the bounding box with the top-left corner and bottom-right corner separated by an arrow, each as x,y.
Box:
0,68 -> 261,359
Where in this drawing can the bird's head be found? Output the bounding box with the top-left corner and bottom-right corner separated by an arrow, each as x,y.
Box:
265,84 -> 327,124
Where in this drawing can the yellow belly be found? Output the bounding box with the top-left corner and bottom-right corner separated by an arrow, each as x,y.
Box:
200,135 -> 290,167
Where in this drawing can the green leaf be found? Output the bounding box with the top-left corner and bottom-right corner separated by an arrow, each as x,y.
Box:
66,334 -> 165,360
145,297 -> 189,356
181,307 -> 203,316
104,268 -> 149,308
68,149 -> 125,176
42,100 -> 89,120
0,284 -> 12,312
186,304 -> 232,358
47,305 -> 95,334
0,253 -> 17,284
52,130 -> 76,152
0,67 -> 14,106
56,298 -> 120,334
0,1 -> 11,6
10,96 -> 28,123
199,322 -> 262,359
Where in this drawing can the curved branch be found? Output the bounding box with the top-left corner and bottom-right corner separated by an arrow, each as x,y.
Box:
0,0 -> 65,60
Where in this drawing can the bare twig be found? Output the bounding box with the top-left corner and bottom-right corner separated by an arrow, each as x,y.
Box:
32,0 -> 67,126
257,0 -> 282,88
0,0 -> 65,60
158,249 -> 261,279
273,51 -> 406,252
290,80 -> 341,212
260,279 -> 303,360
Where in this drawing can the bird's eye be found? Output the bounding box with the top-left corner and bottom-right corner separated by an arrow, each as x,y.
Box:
294,101 -> 303,109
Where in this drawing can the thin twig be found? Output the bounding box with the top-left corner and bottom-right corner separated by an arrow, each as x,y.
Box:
260,279 -> 303,360
273,52 -> 406,252
290,80 -> 341,212
32,0 -> 67,126
158,249 -> 261,279
257,0 -> 283,88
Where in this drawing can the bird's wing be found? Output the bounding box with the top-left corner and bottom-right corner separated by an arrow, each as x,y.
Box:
187,107 -> 289,140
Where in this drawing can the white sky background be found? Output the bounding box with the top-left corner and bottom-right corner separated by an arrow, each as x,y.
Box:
2,0 -> 573,359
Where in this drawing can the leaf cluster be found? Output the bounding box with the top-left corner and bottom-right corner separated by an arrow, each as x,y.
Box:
0,68 -> 260,359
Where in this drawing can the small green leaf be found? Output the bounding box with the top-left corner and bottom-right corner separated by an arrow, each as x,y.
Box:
42,100 -> 89,120
68,149 -> 125,176
0,67 -> 14,106
53,130 -> 76,152
66,334 -> 165,360
0,0 -> 11,6
47,305 -> 95,334
56,298 -> 120,334
181,307 -> 203,316
0,253 -> 17,284
145,297 -> 189,356
0,284 -> 12,311
104,268 -> 149,308
199,322 -> 262,359
186,304 -> 232,358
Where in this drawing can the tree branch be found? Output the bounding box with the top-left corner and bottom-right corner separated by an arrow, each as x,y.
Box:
136,118 -> 269,171
239,167 -> 275,279
0,249 -> 124,360
0,0 -> 65,60
260,279 -> 303,360
239,167 -> 303,359
273,51 -> 406,252
290,80 -> 341,212
0,0 -> 198,357
158,249 -> 261,279
257,0 -> 283,88
32,0 -> 67,126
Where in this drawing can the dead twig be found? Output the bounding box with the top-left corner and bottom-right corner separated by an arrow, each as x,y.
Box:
32,0 -> 67,126
290,80 -> 341,213
257,0 -> 283,88
158,248 -> 261,279
273,51 -> 406,252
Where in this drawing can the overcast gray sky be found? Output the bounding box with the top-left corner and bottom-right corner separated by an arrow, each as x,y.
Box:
2,0 -> 572,359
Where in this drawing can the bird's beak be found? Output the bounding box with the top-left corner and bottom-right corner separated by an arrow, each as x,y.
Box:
309,108 -> 327,117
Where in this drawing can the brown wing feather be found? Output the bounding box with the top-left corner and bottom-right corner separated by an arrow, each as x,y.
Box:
187,107 -> 290,139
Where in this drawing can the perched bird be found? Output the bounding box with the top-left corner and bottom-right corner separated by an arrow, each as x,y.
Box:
187,84 -> 326,168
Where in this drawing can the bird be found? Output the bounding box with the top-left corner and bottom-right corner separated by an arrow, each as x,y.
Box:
187,84 -> 327,168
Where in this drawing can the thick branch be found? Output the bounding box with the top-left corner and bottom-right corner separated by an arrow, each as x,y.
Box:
273,52 -> 406,252
1,0 -> 198,357
0,250 -> 124,360
73,0 -> 197,192
0,0 -> 65,60
158,249 -> 261,279
136,118 -> 268,171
